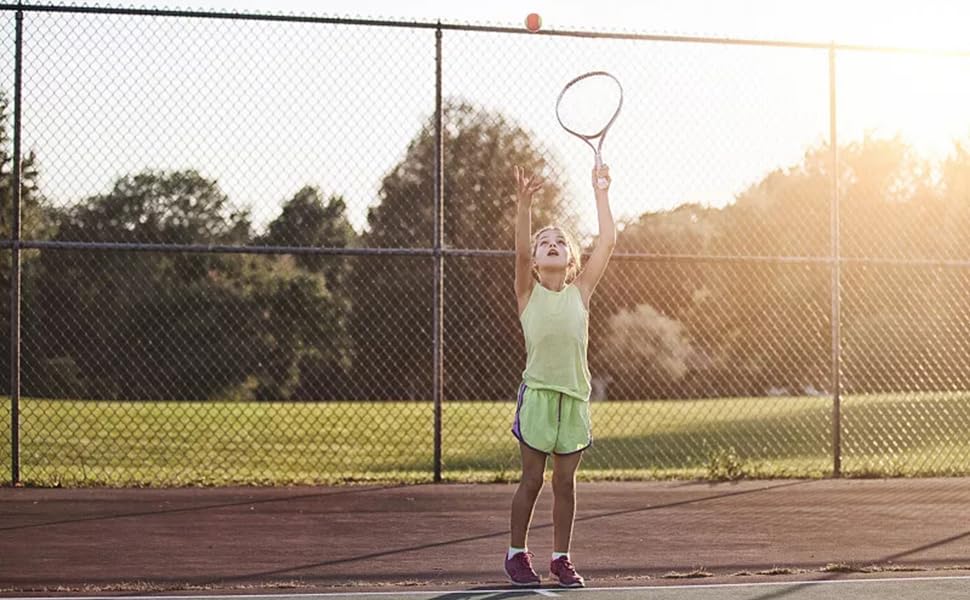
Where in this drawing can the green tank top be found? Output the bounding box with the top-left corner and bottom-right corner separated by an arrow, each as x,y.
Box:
520,283 -> 592,401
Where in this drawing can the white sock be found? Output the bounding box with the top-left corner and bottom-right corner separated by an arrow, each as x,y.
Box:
552,552 -> 569,561
508,546 -> 527,560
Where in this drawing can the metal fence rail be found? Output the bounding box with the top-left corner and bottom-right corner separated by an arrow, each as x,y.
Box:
4,3 -> 970,486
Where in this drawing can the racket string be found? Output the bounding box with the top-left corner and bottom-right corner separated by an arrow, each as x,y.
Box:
556,72 -> 623,139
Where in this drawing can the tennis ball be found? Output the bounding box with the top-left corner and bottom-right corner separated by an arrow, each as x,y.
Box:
525,12 -> 542,32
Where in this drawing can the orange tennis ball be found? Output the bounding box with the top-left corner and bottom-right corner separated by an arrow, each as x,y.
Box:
525,12 -> 542,32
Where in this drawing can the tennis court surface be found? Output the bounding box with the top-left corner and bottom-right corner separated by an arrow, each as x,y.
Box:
2,479 -> 969,597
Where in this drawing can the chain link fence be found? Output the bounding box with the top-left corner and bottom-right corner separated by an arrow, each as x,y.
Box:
3,3 -> 970,486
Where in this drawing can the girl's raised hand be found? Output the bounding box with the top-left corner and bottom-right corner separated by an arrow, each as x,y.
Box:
592,163 -> 611,192
514,165 -> 544,206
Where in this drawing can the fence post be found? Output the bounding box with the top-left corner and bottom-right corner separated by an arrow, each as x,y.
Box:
9,4 -> 23,486
432,23 -> 444,483
828,44 -> 842,478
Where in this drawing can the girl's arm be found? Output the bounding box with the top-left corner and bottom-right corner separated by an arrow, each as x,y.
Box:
514,165 -> 542,316
575,164 -> 616,307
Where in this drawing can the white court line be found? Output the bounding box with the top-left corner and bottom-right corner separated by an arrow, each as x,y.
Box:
7,575 -> 970,600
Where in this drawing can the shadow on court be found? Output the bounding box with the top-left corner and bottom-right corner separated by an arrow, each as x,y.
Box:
0,484 -> 408,532
1,479 -> 969,594
428,591 -> 551,600
131,480 -> 808,586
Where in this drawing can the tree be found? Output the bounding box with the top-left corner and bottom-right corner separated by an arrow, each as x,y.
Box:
599,304 -> 694,399
0,92 -> 55,394
260,186 -> 356,283
839,136 -> 970,394
348,102 -> 566,400
228,255 -> 349,401
257,186 -> 357,400
601,134 -> 970,399
26,170 -> 255,399
25,169 -> 356,401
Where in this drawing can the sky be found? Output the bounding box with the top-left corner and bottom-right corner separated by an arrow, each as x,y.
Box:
13,0 -> 970,236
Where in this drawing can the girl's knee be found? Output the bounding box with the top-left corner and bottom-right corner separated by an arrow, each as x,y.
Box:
552,472 -> 576,494
519,472 -> 545,494
519,475 -> 543,495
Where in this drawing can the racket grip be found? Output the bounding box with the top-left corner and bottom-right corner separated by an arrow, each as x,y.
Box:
594,152 -> 607,189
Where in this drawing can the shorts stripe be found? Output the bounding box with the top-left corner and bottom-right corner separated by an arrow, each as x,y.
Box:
511,382 -> 527,440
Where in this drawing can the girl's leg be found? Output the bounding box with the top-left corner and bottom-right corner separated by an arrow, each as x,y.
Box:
551,450 -> 583,553
510,442 -> 547,548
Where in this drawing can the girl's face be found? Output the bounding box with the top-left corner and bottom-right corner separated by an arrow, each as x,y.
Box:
533,228 -> 571,272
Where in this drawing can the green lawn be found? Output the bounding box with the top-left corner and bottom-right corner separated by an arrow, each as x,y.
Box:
2,392 -> 970,486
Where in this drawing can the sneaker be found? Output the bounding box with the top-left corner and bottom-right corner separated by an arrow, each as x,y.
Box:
504,551 -> 541,586
550,556 -> 585,588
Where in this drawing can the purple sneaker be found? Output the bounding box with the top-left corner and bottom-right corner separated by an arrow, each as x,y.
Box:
504,551 -> 541,586
550,556 -> 585,588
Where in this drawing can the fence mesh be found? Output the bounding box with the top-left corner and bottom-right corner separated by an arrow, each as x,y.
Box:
4,4 -> 970,485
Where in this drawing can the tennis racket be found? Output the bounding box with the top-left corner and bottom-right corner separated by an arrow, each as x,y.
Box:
555,71 -> 623,190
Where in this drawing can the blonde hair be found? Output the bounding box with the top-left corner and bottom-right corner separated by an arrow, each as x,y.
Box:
531,225 -> 582,283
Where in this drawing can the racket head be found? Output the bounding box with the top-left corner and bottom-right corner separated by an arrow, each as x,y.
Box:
555,71 -> 624,142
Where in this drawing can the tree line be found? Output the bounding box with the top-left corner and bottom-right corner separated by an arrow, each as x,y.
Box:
3,94 -> 970,402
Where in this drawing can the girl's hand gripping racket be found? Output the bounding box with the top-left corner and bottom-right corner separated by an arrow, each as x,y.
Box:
555,71 -> 623,190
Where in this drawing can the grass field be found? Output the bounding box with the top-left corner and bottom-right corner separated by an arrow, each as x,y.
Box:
2,392 -> 970,486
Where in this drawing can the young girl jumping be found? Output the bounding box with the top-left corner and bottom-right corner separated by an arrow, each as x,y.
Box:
505,163 -> 616,588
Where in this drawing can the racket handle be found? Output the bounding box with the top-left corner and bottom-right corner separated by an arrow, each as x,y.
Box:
594,152 -> 608,190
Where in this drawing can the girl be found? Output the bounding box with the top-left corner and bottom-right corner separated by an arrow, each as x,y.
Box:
504,164 -> 616,588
